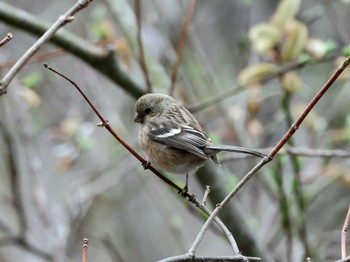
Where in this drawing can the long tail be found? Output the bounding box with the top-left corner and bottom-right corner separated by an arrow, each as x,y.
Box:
204,144 -> 265,158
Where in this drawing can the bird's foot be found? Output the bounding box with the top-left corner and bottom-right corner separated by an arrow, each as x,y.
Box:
142,160 -> 151,170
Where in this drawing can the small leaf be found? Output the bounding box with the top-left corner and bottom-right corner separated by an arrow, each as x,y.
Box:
271,0 -> 301,29
248,23 -> 280,54
238,63 -> 279,86
281,20 -> 308,61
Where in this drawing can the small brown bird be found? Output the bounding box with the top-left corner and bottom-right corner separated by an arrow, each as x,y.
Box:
134,93 -> 264,192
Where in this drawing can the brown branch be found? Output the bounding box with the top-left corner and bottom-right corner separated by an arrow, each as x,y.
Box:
135,0 -> 152,92
269,56 -> 350,158
0,32 -> 13,47
187,55 -> 350,257
82,238 -> 88,262
342,205 -> 350,259
169,0 -> 196,95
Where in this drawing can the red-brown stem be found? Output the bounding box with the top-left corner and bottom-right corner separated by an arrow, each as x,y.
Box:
43,64 -> 190,198
268,56 -> 350,158
169,0 -> 196,95
342,205 -> 350,259
82,238 -> 88,262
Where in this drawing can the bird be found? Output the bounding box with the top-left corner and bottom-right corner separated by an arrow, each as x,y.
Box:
134,93 -> 265,192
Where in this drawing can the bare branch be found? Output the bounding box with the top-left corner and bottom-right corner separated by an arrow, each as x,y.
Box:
0,0 -> 94,95
187,55 -> 350,257
82,238 -> 88,262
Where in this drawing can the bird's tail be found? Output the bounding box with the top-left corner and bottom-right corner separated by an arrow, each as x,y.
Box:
204,144 -> 265,158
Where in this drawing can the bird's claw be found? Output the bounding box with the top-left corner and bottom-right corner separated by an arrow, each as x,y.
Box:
142,161 -> 151,170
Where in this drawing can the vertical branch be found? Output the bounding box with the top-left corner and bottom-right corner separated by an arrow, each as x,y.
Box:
135,0 -> 152,92
82,238 -> 89,262
342,205 -> 350,259
169,0 -> 196,96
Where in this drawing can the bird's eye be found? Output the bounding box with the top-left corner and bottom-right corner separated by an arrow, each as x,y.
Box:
144,108 -> 151,114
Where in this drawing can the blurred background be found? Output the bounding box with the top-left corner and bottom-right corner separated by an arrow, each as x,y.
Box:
0,0 -> 350,261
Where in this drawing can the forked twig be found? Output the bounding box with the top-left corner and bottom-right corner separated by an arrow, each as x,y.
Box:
187,55 -> 350,257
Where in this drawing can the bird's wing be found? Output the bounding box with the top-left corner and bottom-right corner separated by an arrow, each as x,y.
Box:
148,125 -> 209,159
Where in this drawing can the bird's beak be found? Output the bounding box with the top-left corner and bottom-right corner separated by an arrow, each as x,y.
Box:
134,113 -> 142,123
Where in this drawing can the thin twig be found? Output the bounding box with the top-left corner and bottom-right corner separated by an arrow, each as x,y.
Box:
169,0 -> 196,96
0,32 -> 13,47
82,238 -> 88,262
135,0 -> 152,92
342,205 -> 350,259
187,55 -> 350,257
0,0 -> 94,95
44,64 -> 240,254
